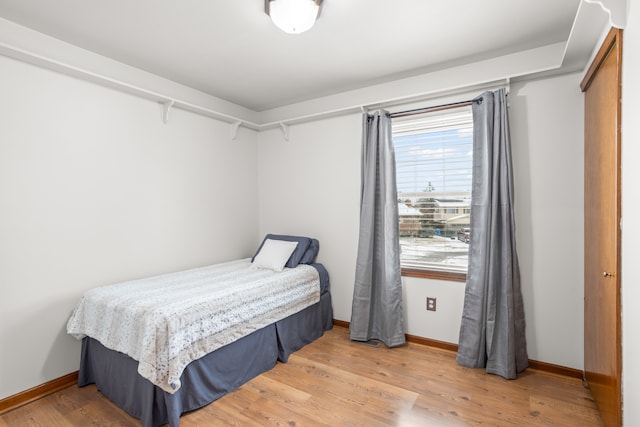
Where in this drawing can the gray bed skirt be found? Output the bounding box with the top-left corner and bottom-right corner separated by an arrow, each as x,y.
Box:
78,290 -> 332,427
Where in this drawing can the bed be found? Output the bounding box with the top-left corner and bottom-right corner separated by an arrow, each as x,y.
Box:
67,234 -> 332,427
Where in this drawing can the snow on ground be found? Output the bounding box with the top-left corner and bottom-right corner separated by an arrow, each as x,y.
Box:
400,236 -> 469,270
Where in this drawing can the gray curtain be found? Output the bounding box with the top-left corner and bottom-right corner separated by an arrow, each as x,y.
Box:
350,111 -> 405,348
456,89 -> 528,379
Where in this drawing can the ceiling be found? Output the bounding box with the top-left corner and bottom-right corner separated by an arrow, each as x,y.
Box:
0,0 -> 585,112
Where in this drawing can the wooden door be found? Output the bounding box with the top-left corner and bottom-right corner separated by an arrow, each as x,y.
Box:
581,28 -> 622,427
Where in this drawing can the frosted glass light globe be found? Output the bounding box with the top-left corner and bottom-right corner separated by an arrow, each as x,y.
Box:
268,0 -> 321,34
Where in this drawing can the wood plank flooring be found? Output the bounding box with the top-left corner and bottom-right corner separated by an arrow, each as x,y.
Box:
1,326 -> 602,426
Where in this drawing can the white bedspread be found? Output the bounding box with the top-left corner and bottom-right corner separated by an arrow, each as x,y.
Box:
66,258 -> 320,393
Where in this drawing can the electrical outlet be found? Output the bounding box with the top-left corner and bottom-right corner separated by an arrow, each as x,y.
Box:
426,297 -> 437,311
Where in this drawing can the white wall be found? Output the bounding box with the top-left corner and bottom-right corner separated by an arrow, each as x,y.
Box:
257,72 -> 585,369
0,55 -> 259,399
510,73 -> 585,369
622,2 -> 640,425
401,276 -> 466,343
257,115 -> 362,321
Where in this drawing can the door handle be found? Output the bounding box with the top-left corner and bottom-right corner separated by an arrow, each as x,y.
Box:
603,272 -> 615,278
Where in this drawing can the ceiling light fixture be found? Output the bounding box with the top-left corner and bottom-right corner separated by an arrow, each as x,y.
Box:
265,0 -> 323,34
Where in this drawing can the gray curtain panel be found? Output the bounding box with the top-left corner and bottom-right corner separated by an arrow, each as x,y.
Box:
350,111 -> 405,348
456,89 -> 528,379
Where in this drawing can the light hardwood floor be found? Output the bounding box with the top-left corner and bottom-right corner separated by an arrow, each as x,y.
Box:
1,326 -> 602,426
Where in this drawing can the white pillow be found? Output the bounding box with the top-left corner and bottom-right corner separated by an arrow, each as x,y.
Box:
251,239 -> 299,272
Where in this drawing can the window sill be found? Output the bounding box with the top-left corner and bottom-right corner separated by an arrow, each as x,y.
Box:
401,268 -> 467,282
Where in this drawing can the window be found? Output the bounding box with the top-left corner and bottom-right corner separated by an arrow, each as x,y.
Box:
392,105 -> 473,280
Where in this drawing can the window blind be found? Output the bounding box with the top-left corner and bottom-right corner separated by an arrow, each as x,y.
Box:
392,106 -> 473,273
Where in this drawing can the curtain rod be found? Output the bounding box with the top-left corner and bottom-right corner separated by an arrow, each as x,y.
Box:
387,79 -> 510,119
388,99 -> 478,119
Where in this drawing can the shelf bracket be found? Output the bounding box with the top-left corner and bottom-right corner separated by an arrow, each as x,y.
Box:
160,100 -> 175,124
279,122 -> 290,141
230,120 -> 242,140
